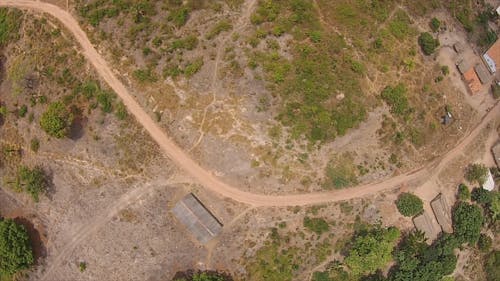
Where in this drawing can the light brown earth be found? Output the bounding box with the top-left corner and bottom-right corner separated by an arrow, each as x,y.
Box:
1,0 -> 498,209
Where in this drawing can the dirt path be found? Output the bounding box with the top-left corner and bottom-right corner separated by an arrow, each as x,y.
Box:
1,0 -> 499,208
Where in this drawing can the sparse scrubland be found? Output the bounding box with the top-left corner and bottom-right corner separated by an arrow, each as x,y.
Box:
0,0 -> 499,281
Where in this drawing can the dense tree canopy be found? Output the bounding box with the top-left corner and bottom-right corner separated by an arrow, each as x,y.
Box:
345,227 -> 400,276
39,101 -> 73,138
0,219 -> 34,275
388,232 -> 458,281
396,193 -> 423,217
452,202 -> 483,245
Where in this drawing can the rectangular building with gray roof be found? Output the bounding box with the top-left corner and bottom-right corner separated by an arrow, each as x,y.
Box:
172,193 -> 223,244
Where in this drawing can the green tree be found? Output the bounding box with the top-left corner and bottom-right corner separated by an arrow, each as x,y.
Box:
457,184 -> 470,201
389,233 -> 458,281
418,32 -> 439,55
471,188 -> 492,205
40,101 -> 73,138
345,227 -> 400,276
15,166 -> 48,202
430,18 -> 441,32
452,202 -> 483,245
0,219 -> 34,275
396,193 -> 423,217
465,163 -> 488,185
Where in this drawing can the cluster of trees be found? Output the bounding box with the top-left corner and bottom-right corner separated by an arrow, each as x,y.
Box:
0,219 -> 34,276
345,227 -> 401,276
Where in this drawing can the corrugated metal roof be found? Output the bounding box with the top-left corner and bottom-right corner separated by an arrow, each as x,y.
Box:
474,63 -> 490,84
172,193 -> 223,244
413,212 -> 441,244
430,194 -> 453,233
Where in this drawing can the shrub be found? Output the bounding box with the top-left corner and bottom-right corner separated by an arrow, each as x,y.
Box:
168,7 -> 189,27
18,105 -> 27,118
396,193 -> 423,217
96,91 -> 113,113
115,102 -> 127,120
303,217 -> 329,235
465,163 -> 488,185
485,251 -> 500,281
206,20 -> 232,40
0,219 -> 34,275
471,188 -> 492,205
430,17 -> 441,32
418,32 -> 439,55
457,183 -> 470,201
30,138 -> 40,153
133,68 -> 157,83
477,234 -> 492,252
452,202 -> 483,245
15,166 -> 48,202
381,84 -> 409,116
79,262 -> 87,272
184,58 -> 204,77
40,102 -> 73,138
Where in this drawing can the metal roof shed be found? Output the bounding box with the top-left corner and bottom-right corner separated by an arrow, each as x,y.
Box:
413,212 -> 441,244
172,193 -> 223,244
474,64 -> 490,84
430,194 -> 453,233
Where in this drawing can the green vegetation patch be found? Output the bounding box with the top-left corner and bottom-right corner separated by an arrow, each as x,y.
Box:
250,0 -> 367,143
452,202 -> 483,245
418,32 -> 439,55
0,8 -> 22,47
323,153 -> 358,189
206,20 -> 232,40
303,217 -> 329,235
345,227 -> 400,276
40,102 -> 74,138
381,83 -> 409,116
0,219 -> 34,276
396,192 -> 423,217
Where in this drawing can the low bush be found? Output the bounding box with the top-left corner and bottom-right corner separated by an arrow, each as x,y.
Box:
418,32 -> 439,55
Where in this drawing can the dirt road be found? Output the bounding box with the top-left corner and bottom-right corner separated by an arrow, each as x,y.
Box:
1,0 -> 499,207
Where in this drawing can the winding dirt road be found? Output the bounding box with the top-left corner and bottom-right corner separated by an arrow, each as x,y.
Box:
1,0 -> 499,207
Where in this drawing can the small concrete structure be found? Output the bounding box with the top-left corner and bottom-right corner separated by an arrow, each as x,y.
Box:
413,211 -> 441,243
430,194 -> 453,233
172,193 -> 223,244
483,170 -> 495,191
